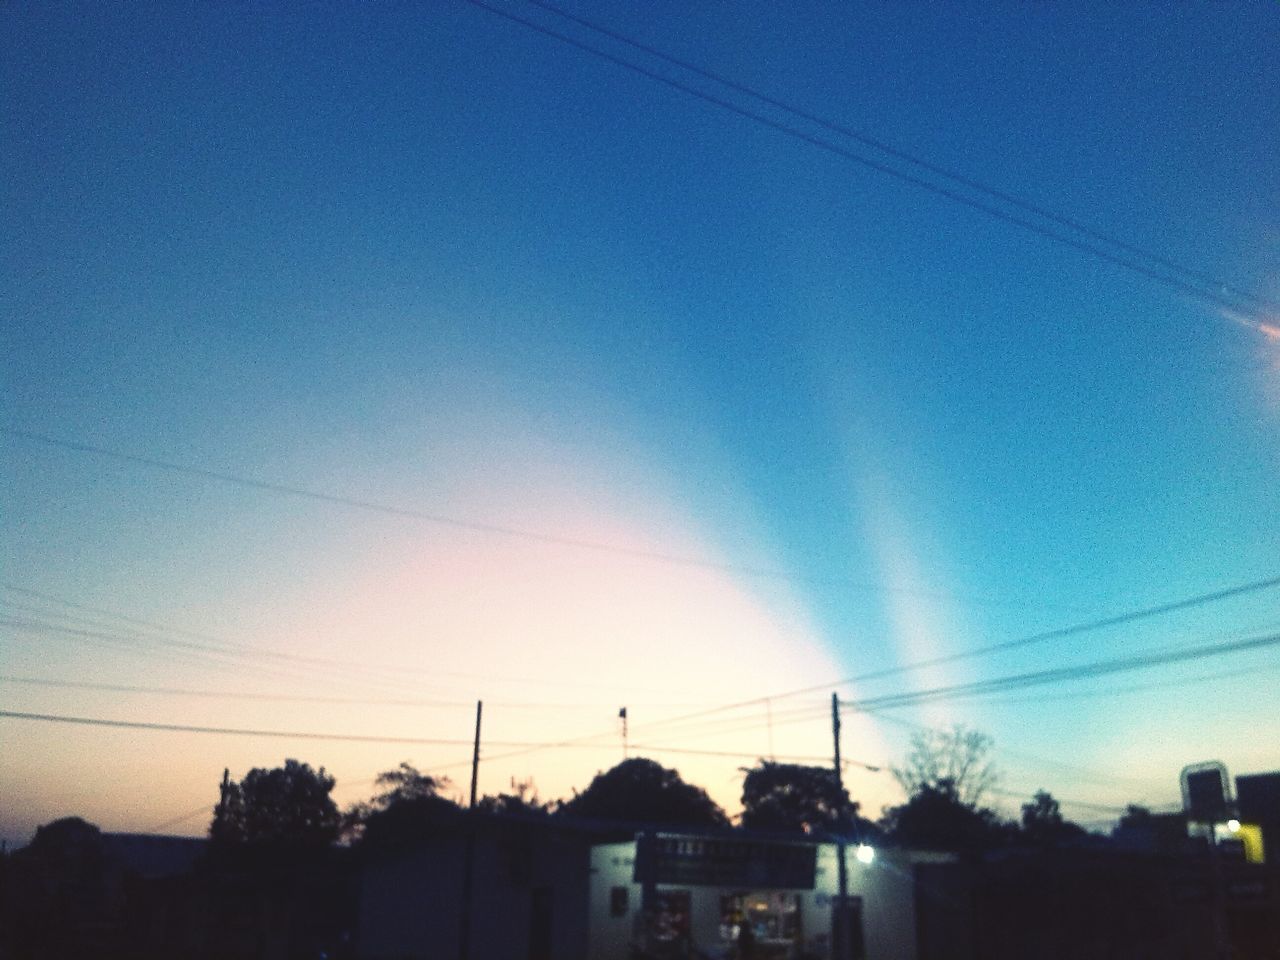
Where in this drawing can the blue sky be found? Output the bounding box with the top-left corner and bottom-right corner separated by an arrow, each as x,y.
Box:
3,1 -> 1279,844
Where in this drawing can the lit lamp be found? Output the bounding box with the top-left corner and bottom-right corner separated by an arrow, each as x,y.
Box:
855,844 -> 875,865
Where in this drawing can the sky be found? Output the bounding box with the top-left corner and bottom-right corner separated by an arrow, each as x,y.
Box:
2,1 -> 1279,847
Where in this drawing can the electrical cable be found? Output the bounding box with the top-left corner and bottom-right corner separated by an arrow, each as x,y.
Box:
870,710 -> 1153,794
145,805 -> 214,834
0,674 -> 483,709
841,628 -> 1280,713
611,571 -> 1280,740
987,786 -> 1128,816
0,671 -> 713,712
0,709 -> 845,767
464,0 -> 1273,322
0,592 -> 685,698
406,587 -> 1280,773
973,658 -> 1280,708
0,710 -> 527,746
0,434 -> 1077,613
519,0 -> 1280,316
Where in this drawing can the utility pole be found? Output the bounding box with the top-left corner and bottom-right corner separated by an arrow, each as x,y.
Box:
620,706 -> 628,759
831,692 -> 850,960
469,700 -> 482,809
459,700 -> 482,960
766,698 -> 776,761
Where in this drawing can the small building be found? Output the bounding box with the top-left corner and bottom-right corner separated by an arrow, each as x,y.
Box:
590,832 -> 951,960
358,813 -> 594,960
357,815 -> 948,960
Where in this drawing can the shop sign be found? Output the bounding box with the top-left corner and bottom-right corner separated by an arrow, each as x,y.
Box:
635,834 -> 817,889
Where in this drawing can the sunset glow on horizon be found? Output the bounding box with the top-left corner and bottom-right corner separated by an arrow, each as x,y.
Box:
4,1 -> 1280,850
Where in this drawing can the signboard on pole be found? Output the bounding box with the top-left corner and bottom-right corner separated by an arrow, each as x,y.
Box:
1181,762 -> 1232,823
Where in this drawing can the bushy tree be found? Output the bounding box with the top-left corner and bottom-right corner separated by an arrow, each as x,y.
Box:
478,778 -> 553,817
740,762 -> 861,835
891,724 -> 998,806
559,757 -> 728,827
370,762 -> 451,808
210,768 -> 246,844
881,778 -> 1011,852
4,818 -> 114,957
1021,789 -> 1085,845
349,763 -> 460,848
210,759 -> 340,847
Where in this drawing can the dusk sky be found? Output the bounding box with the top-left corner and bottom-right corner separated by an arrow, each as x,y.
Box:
3,1 -> 1279,847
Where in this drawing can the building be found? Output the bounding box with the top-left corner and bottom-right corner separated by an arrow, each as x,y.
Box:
358,814 -> 594,960
357,816 -> 948,960
590,833 -> 950,960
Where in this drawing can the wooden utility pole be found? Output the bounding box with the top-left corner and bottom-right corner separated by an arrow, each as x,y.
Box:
831,692 -> 851,960
766,698 -> 776,761
469,700 -> 482,808
459,700 -> 482,960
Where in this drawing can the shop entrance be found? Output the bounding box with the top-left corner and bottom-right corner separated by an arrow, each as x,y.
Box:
719,891 -> 802,959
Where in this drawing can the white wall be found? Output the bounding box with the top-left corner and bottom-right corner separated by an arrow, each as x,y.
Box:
588,840 -> 945,960
589,842 -> 638,960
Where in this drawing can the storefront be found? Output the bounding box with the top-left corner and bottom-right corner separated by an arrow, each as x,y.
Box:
588,832 -> 944,960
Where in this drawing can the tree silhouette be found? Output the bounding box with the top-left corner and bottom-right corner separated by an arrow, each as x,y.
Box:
1020,789 -> 1085,845
478,778 -> 552,817
559,757 -> 728,827
739,761 -> 861,835
210,767 -> 246,844
880,778 -> 1011,852
210,759 -> 341,847
350,763 -> 461,848
891,724 -> 998,806
4,818 -> 114,957
370,762 -> 451,807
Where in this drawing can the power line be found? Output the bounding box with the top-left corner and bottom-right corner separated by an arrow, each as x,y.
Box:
0,611 -> 453,699
0,674 -> 480,709
146,805 -> 213,834
0,611 -> 395,695
867,709 -> 1153,794
842,629 -> 1280,713
974,658 -> 1280,708
592,572 -> 1280,742
0,710 -> 529,746
840,573 -> 1280,687
0,432 -> 1068,614
988,786 -> 1128,816
0,708 -> 874,774
0,589 -> 685,697
0,671 -> 711,712
519,0 -> 1280,317
628,743 -> 880,769
464,0 -> 1272,322
423,702 -> 838,778
333,573 -> 1280,774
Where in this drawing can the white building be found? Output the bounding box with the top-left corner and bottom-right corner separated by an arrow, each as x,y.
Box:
588,833 -> 952,960
357,818 -> 950,960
